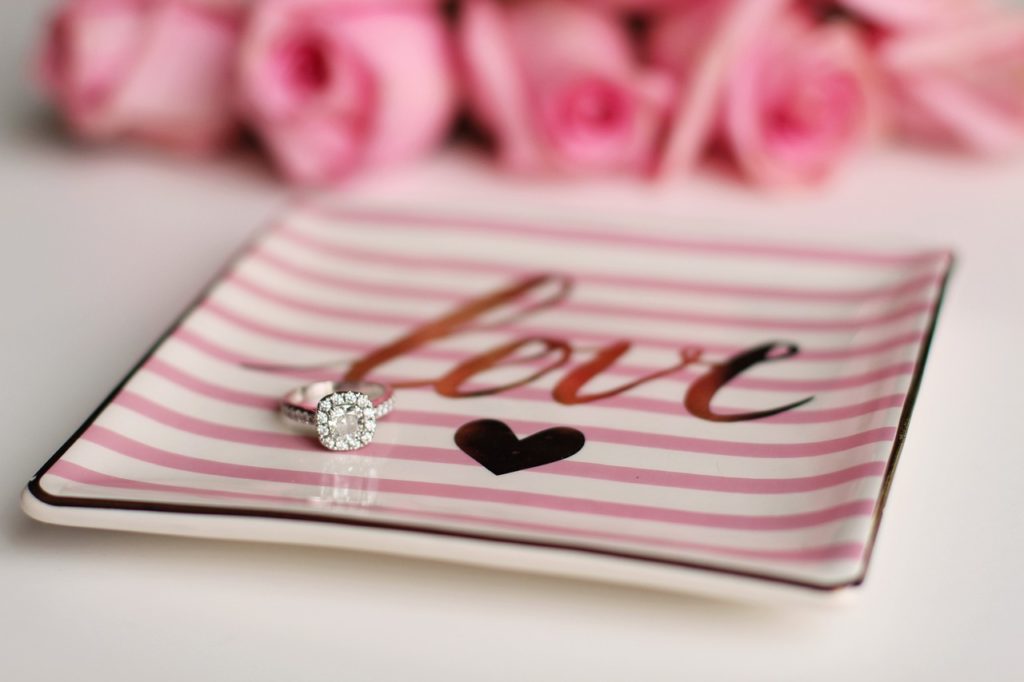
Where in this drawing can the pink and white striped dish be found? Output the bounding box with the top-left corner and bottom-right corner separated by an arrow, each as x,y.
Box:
22,204 -> 952,599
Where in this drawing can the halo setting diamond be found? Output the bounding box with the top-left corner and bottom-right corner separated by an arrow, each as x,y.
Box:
316,391 -> 376,451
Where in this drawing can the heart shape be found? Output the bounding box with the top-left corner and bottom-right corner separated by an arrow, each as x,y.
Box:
454,419 -> 586,475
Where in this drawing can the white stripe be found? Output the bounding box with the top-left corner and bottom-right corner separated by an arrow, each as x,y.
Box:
95,396 -> 886,520
57,438 -> 876,558
248,236 -> 936,320
136,355 -> 903,472
43,464 -> 863,587
181,310 -> 918,408
286,212 -> 938,290
233,253 -> 935,371
251,236 -> 941,349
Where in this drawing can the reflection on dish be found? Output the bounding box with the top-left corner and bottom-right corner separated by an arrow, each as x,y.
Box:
306,454 -> 378,510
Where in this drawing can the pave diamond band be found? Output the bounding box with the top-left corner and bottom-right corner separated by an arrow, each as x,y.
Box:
280,381 -> 394,451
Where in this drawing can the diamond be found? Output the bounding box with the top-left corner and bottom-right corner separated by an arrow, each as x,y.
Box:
316,391 -> 377,451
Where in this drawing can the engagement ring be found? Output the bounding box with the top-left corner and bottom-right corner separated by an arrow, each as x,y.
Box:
280,380 -> 394,451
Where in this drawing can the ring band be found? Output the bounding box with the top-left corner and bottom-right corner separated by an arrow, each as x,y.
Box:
280,380 -> 394,451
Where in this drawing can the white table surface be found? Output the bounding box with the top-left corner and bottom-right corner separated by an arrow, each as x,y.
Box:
3,2 -> 1023,680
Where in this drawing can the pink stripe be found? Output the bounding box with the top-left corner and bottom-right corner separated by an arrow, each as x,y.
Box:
209,280 -> 929,366
394,409 -> 893,462
217,280 -> 923,391
308,206 -> 950,268
50,459 -> 294,504
48,459 -> 865,563
253,248 -> 467,301
116,391 -> 318,451
243,249 -> 932,362
258,237 -> 942,327
169,329 -> 910,424
144,360 -> 897,493
117,387 -> 895,460
218,288 -> 924,385
783,332 -> 924,362
234,263 -> 934,333
228,273 -> 416,327
259,238 -> 940,305
141,360 -> 890,493
141,362 -> 897,467
560,298 -> 932,332
277,227 -> 943,311
82,426 -> 876,530
148,358 -> 277,408
549,459 -> 885,494
147,353 -> 906,426
199,299 -> 916,394
206,266 -> 925,368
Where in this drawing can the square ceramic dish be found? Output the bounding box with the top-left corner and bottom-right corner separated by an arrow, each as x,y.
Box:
22,204 -> 952,602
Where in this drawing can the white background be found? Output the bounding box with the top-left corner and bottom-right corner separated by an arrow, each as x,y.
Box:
2,2 -> 1023,680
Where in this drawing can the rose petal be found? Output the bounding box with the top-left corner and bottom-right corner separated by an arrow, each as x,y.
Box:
721,13 -> 879,186
331,7 -> 455,166
879,9 -> 1024,154
460,0 -> 669,175
40,0 -> 147,138
238,0 -> 456,184
109,1 -> 240,151
836,0 -> 995,29
458,0 -> 545,170
648,0 -> 791,176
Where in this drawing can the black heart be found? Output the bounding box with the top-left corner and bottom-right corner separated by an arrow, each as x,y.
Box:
454,419 -> 586,475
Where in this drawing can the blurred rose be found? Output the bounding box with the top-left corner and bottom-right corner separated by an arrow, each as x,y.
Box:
568,0 -> 682,9
39,0 -> 241,151
237,0 -> 456,185
835,0 -> 991,28
879,10 -> 1024,154
458,0 -> 671,175
652,2 -> 879,186
721,11 -> 879,186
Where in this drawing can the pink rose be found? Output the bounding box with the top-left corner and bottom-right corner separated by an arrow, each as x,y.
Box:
651,2 -> 879,186
39,0 -> 242,151
878,9 -> 1024,154
237,0 -> 457,185
646,0 -> 791,176
566,0 -> 683,9
835,0 -> 992,29
457,0 -> 672,175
